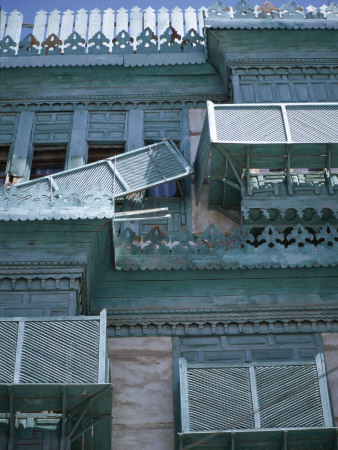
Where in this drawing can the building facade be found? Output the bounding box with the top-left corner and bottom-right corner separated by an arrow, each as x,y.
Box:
0,2 -> 338,448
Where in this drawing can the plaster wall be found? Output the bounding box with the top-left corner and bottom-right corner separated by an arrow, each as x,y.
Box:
108,337 -> 174,450
322,333 -> 338,425
189,108 -> 240,235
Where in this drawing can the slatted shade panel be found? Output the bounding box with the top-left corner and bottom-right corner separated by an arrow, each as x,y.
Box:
180,358 -> 332,434
0,139 -> 192,221
187,367 -> 254,431
256,364 -> 325,429
0,321 -> 18,383
0,312 -> 108,384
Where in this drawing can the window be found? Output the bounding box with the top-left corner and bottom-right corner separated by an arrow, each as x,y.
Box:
0,146 -> 9,187
87,144 -> 124,164
30,146 -> 66,179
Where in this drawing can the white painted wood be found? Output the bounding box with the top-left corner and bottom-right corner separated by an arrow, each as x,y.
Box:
130,6 -> 142,41
171,6 -> 184,38
6,9 -> 23,44
74,8 -> 88,40
143,6 -> 156,33
157,6 -> 170,38
102,7 -> 115,41
32,9 -> 47,43
116,7 -> 128,34
59,9 -> 74,42
184,6 -> 197,32
88,8 -> 101,40
0,9 -> 7,40
46,9 -> 61,38
198,6 -> 208,34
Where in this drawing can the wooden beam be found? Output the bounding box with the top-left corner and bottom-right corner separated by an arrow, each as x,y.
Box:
216,144 -> 244,188
208,176 -> 241,191
216,206 -> 241,224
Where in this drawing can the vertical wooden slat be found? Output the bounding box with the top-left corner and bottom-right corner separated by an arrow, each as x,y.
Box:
32,9 -> 47,43
13,321 -> 25,383
179,358 -> 190,433
115,7 -> 128,34
198,6 -> 208,34
125,110 -> 144,152
157,7 -> 170,39
46,9 -> 61,38
66,110 -> 89,170
143,6 -> 156,33
130,6 -> 142,43
316,353 -> 334,427
74,8 -> 88,40
5,9 -> 23,44
88,8 -> 101,40
171,6 -> 184,37
102,8 -> 115,42
59,9 -> 74,42
249,365 -> 261,428
98,310 -> 107,383
185,6 -> 197,32
0,9 -> 8,40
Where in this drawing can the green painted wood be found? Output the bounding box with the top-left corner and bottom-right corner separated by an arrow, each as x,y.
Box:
125,109 -> 143,152
66,110 -> 88,169
9,111 -> 34,179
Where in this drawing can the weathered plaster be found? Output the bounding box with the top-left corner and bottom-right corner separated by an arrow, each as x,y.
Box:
108,337 -> 174,450
189,107 -> 239,234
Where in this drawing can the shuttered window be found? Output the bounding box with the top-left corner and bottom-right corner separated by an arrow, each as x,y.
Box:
180,356 -> 332,434
30,146 -> 66,179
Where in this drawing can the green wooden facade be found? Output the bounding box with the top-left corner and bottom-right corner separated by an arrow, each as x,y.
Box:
0,1 -> 338,448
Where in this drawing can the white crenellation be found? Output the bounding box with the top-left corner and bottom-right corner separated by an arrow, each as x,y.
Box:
157,6 -> 170,38
0,9 -> 8,41
143,6 -> 156,33
185,6 -> 198,33
74,8 -> 88,40
130,6 -> 142,49
171,6 -> 184,37
46,9 -> 61,38
116,7 -> 129,35
5,9 -> 23,45
32,9 -> 47,43
102,7 -> 115,50
59,9 -> 74,42
198,6 -> 208,34
88,8 -> 101,40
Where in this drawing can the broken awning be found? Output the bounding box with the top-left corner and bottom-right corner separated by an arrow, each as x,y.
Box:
195,101 -> 338,206
0,140 -> 193,221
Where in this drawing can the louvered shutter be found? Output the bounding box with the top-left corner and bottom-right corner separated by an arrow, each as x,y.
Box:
180,357 -> 332,433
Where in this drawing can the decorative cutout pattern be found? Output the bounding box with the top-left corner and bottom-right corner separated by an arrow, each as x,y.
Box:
136,27 -> 158,53
159,26 -> 181,53
17,34 -> 40,56
181,29 -> 205,53
115,223 -> 338,270
41,33 -> 62,55
63,31 -> 85,55
0,35 -> 17,56
87,31 -> 110,54
113,30 -> 134,54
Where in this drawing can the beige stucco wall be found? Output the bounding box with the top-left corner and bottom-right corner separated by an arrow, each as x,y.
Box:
189,108 -> 240,235
322,333 -> 338,425
109,337 -> 174,450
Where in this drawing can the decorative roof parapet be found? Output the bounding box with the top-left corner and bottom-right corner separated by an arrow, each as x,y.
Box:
114,223 -> 338,270
0,3 -> 337,61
